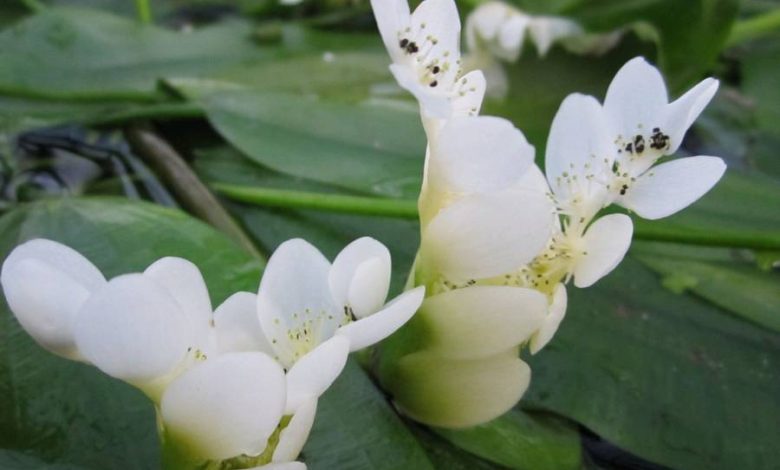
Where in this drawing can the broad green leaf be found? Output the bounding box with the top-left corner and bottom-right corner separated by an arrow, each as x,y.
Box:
0,197 -> 263,469
199,50 -> 392,101
525,256 -> 780,470
0,8 -> 267,100
202,91 -> 425,199
304,360 -> 434,470
411,428 -> 502,470
435,410 -> 582,470
633,242 -> 780,333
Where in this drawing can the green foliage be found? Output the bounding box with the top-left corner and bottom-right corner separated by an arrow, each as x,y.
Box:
561,0 -> 740,92
202,92 -> 425,199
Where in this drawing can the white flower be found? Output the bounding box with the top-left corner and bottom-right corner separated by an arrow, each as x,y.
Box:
539,92 -> 634,288
413,116 -> 555,285
603,57 -> 726,219
465,2 -> 530,62
371,0 -> 486,119
256,237 -> 424,409
527,16 -> 583,56
465,1 -> 585,59
0,239 -> 337,466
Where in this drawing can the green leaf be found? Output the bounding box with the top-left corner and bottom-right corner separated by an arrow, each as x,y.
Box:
304,360 -> 434,470
525,256 -> 780,470
0,197 -> 263,469
435,410 -> 582,470
0,8 -> 264,100
561,0 -> 740,91
202,91 -> 425,199
742,37 -> 780,134
633,242 -> 780,333
410,427 -> 503,470
205,51 -> 391,101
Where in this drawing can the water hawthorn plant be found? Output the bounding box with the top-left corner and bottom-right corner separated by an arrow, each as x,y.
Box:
1,237 -> 424,469
370,0 -> 726,427
0,0 -> 727,467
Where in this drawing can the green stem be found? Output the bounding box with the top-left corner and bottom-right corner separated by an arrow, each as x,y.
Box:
214,184 -> 780,250
726,9 -> 780,47
630,221 -> 780,251
126,128 -> 266,264
134,0 -> 152,24
213,184 -> 419,219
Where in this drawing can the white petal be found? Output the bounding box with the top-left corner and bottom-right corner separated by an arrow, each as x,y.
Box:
337,287 -> 424,352
512,163 -> 551,195
663,78 -> 719,153
528,17 -> 581,56
451,70 -> 486,117
420,189 -> 554,281
410,0 -> 461,86
258,239 -> 338,367
214,291 -> 273,355
466,1 -> 508,48
392,349 -> 531,428
348,258 -> 390,319
573,214 -> 633,288
370,0 -> 411,63
420,286 -> 546,359
529,283 -> 567,354
273,398 -> 317,463
496,14 -> 529,61
161,352 -> 286,461
329,237 -> 391,319
619,156 -> 726,220
144,257 -> 212,347
1,239 -> 105,358
430,116 -> 534,194
389,64 -> 451,118
285,335 -> 349,414
603,57 -> 668,141
73,274 -> 194,386
545,93 -> 614,207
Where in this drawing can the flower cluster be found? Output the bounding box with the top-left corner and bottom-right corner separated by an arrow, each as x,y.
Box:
1,237 -> 423,468
372,0 -> 725,427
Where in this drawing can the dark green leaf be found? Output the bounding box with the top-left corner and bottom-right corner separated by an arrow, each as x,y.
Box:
526,256 -> 780,470
0,8 -> 262,100
633,242 -> 780,333
435,410 -> 582,470
304,360 -> 434,470
203,91 -> 425,199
